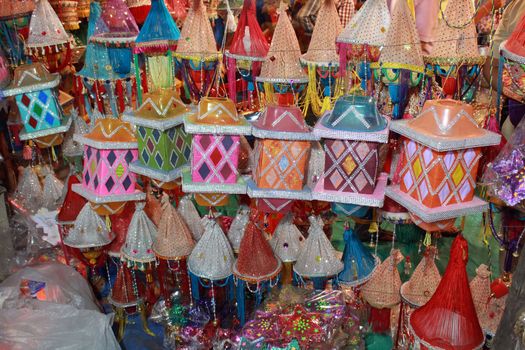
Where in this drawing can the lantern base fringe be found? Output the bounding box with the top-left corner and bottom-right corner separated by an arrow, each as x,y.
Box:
302,64 -> 344,117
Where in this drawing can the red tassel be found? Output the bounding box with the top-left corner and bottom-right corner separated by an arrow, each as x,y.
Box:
227,57 -> 237,103
369,307 -> 391,333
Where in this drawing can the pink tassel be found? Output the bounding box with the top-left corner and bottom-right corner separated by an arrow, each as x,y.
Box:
338,43 -> 348,77
227,57 -> 237,103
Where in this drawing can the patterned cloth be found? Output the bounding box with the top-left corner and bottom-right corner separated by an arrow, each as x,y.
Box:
337,0 -> 355,27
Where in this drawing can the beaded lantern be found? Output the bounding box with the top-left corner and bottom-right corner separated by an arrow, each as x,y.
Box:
256,3 -> 308,107
224,0 -> 269,113
300,0 -> 343,116
370,0 -> 426,119
182,97 -> 251,204
73,118 -> 145,216
174,0 -> 220,103
425,0 -> 484,99
2,63 -> 72,149
248,104 -> 316,204
336,0 -> 390,91
122,90 -> 192,188
312,95 -> 389,207
270,213 -> 305,285
76,1 -> 136,119
234,219 -> 282,325
25,0 -> 72,73
127,0 -> 150,24
294,216 -> 343,290
385,99 -> 501,232
132,0 -> 180,104
178,194 -> 205,241
227,204 -> 250,253
50,0 -> 80,30
0,0 -> 35,65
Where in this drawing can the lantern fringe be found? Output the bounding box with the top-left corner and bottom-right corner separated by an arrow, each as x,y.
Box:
302,64 -> 344,117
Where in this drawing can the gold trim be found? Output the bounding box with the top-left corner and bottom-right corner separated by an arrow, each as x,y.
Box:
423,55 -> 485,67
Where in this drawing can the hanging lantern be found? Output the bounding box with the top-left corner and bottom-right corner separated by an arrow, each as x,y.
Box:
72,118 -> 145,216
13,166 -> 43,213
108,201 -> 135,257
164,0 -> 188,24
49,0 -> 80,31
425,0 -> 485,100
121,202 -> 157,272
227,204 -> 250,253
127,0 -> 151,24
123,90 -> 192,188
174,0 -> 221,103
76,1 -> 136,119
312,95 -> 389,207
62,108 -> 89,170
336,0 -> 390,92
234,219 -> 282,325
76,0 -> 90,18
294,216 -> 343,290
182,97 -> 251,204
370,0 -> 426,119
385,99 -> 501,232
255,3 -> 308,107
224,0 -> 269,113
177,194 -> 205,241
2,63 -> 72,149
300,0 -> 344,116
0,0 -> 35,66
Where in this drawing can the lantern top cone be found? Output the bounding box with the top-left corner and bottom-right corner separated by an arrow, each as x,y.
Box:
426,0 -> 483,66
234,219 -> 282,283
252,104 -> 317,140
301,0 -> 342,67
152,194 -> 195,260
62,109 -> 90,157
361,249 -> 404,308
109,265 -> 143,307
121,202 -> 158,264
225,0 -> 269,61
64,202 -> 114,248
501,12 -> 525,63
257,2 -> 308,84
187,216 -> 235,280
227,205 -> 250,252
390,99 -> 501,152
314,95 -> 389,142
26,0 -> 71,52
400,246 -> 441,307
0,0 -> 34,20
3,63 -> 60,97
270,213 -> 305,263
336,0 -> 390,47
57,174 -> 87,224
134,0 -> 180,52
338,226 -> 379,286
74,118 -> 137,149
92,0 -> 139,45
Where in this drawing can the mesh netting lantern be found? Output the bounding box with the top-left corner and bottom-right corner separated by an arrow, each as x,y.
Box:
0,0 -> 35,66
300,0 -> 344,116
224,0 -> 269,113
132,0 -> 180,103
2,63 -> 72,149
50,0 -> 80,30
312,95 -> 389,207
385,99 -> 501,232
255,3 -> 308,107
227,204 -> 250,253
174,0 -> 220,103
370,0 -> 426,119
123,90 -> 192,188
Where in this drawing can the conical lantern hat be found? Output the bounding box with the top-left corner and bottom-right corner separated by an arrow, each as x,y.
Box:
121,202 -> 157,263
187,216 -> 235,280
152,194 -> 195,260
502,12 -> 525,62
175,0 -> 218,61
42,170 -> 64,210
177,195 -> 204,241
337,0 -> 390,47
57,174 -> 87,224
76,118 -> 137,149
270,213 -> 305,263
185,97 -> 251,134
294,216 -> 344,278
228,205 -> 250,252
469,264 -> 491,331
64,202 -> 114,248
427,0 -> 482,65
361,249 -> 404,308
26,0 -> 70,51
377,0 -> 424,73
338,226 -> 378,286
62,109 -> 90,157
92,0 -> 139,42
400,246 -> 441,307
135,0 -> 180,50
14,166 -> 43,213
109,265 -> 143,307
234,219 -> 282,282
301,0 -> 342,66
109,201 -> 135,256
257,3 -> 308,84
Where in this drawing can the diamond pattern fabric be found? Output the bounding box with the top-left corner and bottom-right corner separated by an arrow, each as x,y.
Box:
191,134 -> 240,184
15,90 -> 60,133
137,125 -> 191,172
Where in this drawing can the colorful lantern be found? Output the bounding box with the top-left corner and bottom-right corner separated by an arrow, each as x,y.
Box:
224,0 -> 269,113
72,118 -> 145,215
227,204 -> 250,253
269,213 -> 304,285
121,202 -> 157,270
13,166 -> 43,213
336,0 -> 390,91
77,0 -> 90,18
234,219 -> 282,325
255,3 -> 308,107
425,0 -> 484,99
294,216 -> 343,290
50,0 -> 80,30
400,246 -> 440,308
41,168 -> 64,210
132,0 -> 180,102
385,99 -> 501,232
177,194 -> 205,241
77,1 -> 136,119
2,63 -> 71,149
410,235 -> 484,349
248,104 -> 316,204
0,0 -> 35,65
312,95 -> 389,207
469,264 -> 492,336
123,90 -> 192,187
301,0 -> 344,116
174,0 -> 220,102
62,108 -> 89,165
108,201 -> 135,257
182,97 -> 251,199
165,0 -> 188,24
371,0 -> 426,119
127,0 -> 151,24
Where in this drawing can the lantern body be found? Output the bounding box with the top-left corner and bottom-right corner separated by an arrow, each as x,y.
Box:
82,146 -> 139,196
137,125 -> 191,172
399,139 -> 481,208
50,0 -> 79,30
15,89 -> 61,133
322,139 -> 379,194
191,134 -> 240,184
